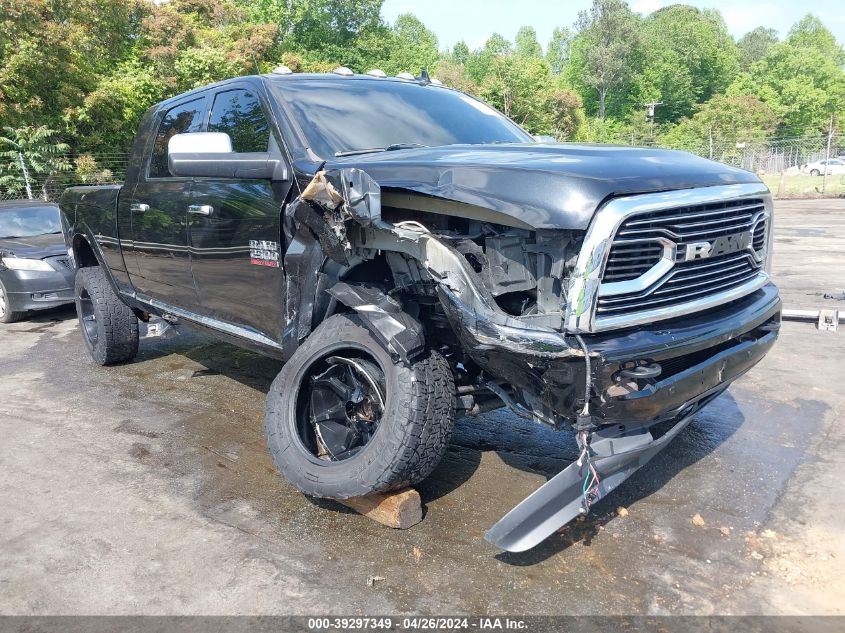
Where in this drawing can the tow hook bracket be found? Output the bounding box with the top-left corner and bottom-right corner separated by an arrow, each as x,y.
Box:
616,362 -> 662,381
142,317 -> 178,340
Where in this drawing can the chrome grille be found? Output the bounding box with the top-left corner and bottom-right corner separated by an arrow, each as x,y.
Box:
597,197 -> 769,319
597,252 -> 758,315
564,184 -> 773,334
603,242 -> 663,282
613,198 -> 766,242
752,218 -> 767,251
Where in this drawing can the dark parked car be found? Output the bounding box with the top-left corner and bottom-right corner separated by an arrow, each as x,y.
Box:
60,71 -> 780,551
0,201 -> 75,323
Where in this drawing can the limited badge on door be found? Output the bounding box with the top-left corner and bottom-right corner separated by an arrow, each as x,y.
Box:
249,239 -> 280,267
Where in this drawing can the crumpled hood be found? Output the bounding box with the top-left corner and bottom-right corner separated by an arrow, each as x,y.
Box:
0,232 -> 66,259
325,143 -> 763,230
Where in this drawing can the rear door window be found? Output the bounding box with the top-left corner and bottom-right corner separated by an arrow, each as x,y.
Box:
207,89 -> 270,153
148,97 -> 207,178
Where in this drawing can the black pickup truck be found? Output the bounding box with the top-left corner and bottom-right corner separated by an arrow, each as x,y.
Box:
61,70 -> 780,552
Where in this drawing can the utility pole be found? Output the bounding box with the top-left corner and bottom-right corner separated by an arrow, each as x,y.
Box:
644,101 -> 662,140
822,114 -> 833,195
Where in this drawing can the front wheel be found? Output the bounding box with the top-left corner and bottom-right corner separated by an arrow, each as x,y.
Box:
265,313 -> 455,499
0,279 -> 25,323
810,169 -> 821,176
75,267 -> 139,365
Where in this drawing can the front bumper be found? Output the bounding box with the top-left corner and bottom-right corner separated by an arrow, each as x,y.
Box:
1,268 -> 75,312
441,284 -> 781,552
585,283 -> 780,425
442,283 -> 781,428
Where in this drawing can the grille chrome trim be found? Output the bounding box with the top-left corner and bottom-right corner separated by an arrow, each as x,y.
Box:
564,183 -> 772,333
591,273 -> 769,330
599,237 -> 676,296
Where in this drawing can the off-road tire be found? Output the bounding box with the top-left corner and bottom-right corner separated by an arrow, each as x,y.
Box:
0,280 -> 25,323
75,267 -> 139,365
265,313 -> 456,499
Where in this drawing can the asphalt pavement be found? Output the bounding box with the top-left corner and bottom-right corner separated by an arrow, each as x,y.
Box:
0,199 -> 842,615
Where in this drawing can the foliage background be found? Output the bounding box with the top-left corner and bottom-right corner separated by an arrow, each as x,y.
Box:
0,0 -> 843,191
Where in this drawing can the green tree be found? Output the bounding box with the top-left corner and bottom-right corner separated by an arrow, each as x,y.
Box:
737,27 -> 779,67
515,26 -> 542,58
382,13 -> 439,75
570,0 -> 640,121
743,14 -> 845,131
67,62 -> 167,153
547,86 -> 585,139
465,33 -> 512,84
451,41 -> 470,66
0,126 -> 72,199
286,0 -> 384,52
635,6 -> 740,122
661,94 -> 779,151
434,59 -> 479,95
787,14 -> 843,55
546,27 -> 572,76
0,0 -> 148,131
479,55 -> 584,137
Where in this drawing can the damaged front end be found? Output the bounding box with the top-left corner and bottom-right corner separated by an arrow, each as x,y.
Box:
284,169 -> 781,552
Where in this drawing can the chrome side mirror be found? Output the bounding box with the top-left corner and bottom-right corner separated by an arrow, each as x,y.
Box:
167,133 -> 287,181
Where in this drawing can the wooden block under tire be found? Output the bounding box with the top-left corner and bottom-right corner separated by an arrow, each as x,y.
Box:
339,488 -> 422,529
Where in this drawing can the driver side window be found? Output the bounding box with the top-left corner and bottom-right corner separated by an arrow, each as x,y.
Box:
207,89 -> 270,153
148,98 -> 206,179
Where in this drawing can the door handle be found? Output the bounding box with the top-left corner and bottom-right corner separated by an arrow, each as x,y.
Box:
130,203 -> 149,213
188,204 -> 213,216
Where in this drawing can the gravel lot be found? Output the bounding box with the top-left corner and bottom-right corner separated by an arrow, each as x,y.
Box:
1,199 -> 843,615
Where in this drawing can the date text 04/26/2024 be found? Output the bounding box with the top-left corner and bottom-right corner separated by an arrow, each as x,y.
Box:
306,617 -> 528,630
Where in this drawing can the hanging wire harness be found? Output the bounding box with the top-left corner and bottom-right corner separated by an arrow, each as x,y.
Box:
573,334 -> 601,513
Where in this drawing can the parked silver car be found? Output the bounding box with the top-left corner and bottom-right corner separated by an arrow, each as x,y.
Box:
801,158 -> 845,176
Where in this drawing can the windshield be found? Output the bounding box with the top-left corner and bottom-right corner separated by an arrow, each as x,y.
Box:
270,78 -> 533,159
0,206 -> 61,239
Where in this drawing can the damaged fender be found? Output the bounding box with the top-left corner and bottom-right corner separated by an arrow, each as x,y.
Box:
326,282 -> 425,363
281,168 -> 384,358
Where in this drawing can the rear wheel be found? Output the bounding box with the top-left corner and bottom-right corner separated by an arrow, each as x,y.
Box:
0,280 -> 25,323
75,267 -> 139,365
265,313 -> 455,499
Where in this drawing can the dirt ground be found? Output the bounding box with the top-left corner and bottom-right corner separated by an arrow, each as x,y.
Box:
0,200 -> 843,615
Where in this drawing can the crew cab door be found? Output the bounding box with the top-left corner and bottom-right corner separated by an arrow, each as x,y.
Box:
188,86 -> 293,341
122,96 -> 207,308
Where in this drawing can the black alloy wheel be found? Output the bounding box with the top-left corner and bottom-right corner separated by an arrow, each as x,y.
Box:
77,286 -> 99,347
298,354 -> 386,462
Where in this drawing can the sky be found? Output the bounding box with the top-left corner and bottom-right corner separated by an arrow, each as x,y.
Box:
380,0 -> 845,53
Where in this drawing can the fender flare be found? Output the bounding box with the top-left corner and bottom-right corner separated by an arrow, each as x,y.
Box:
69,229 -> 125,300
325,282 -> 425,364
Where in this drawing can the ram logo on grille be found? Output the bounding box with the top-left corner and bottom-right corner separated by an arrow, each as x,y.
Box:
682,231 -> 753,262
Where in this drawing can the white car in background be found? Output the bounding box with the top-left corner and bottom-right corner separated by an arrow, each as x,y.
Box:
801,158 -> 845,176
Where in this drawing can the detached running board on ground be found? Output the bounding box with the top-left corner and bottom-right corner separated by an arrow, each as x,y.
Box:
485,413 -> 696,552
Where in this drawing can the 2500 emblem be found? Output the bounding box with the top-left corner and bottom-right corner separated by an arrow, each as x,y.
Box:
682,231 -> 753,262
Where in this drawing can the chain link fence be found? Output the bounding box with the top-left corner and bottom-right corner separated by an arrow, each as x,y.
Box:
0,153 -> 129,202
1,133 -> 843,203
663,134 -> 844,176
